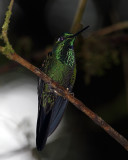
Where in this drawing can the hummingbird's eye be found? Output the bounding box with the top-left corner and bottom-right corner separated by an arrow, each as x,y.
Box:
57,37 -> 64,41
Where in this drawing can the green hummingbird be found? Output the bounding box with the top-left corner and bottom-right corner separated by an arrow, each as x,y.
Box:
36,26 -> 89,151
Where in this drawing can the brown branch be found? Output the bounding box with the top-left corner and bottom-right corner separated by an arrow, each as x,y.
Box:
70,0 -> 88,33
93,21 -> 128,36
0,46 -> 128,151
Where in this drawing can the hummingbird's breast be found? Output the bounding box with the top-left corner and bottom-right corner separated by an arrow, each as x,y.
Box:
48,58 -> 75,88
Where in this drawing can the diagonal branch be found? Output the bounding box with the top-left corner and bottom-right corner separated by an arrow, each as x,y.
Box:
93,21 -> 128,36
0,0 -> 128,152
0,46 -> 128,151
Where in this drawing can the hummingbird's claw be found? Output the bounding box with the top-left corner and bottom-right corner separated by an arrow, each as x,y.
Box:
66,88 -> 74,96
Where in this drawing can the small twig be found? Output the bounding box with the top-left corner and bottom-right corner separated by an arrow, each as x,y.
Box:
70,0 -> 88,33
0,0 -> 128,151
2,0 -> 14,44
93,21 -> 128,36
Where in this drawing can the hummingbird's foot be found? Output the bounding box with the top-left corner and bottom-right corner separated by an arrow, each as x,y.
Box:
48,86 -> 61,96
66,88 -> 74,96
53,88 -> 63,97
53,89 -> 58,94
70,92 -> 74,96
47,86 -> 56,94
66,88 -> 69,91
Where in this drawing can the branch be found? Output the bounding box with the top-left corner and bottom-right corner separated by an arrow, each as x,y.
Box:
0,46 -> 128,151
93,21 -> 128,36
0,0 -> 128,151
2,0 -> 14,44
70,0 -> 88,33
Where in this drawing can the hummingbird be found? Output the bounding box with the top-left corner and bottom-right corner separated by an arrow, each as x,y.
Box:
36,26 -> 89,151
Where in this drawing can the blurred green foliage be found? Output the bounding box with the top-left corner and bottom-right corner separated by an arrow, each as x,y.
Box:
76,36 -> 120,84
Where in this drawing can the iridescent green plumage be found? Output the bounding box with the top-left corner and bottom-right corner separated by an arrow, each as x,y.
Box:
36,26 -> 89,151
40,34 -> 76,110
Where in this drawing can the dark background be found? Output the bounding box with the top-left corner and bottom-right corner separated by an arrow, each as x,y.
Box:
0,0 -> 128,159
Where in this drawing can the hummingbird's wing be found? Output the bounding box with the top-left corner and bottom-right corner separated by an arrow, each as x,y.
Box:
47,82 -> 74,136
36,77 -> 72,150
36,54 -> 75,150
36,78 -> 52,150
36,102 -> 52,151
48,95 -> 68,136
48,66 -> 76,136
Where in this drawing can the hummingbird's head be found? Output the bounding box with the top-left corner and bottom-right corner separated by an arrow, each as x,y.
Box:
53,26 -> 89,67
56,32 -> 75,49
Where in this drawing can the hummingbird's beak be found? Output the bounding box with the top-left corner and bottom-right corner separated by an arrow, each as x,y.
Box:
67,25 -> 90,38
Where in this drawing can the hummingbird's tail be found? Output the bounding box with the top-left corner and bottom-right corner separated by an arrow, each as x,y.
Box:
36,107 -> 52,151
